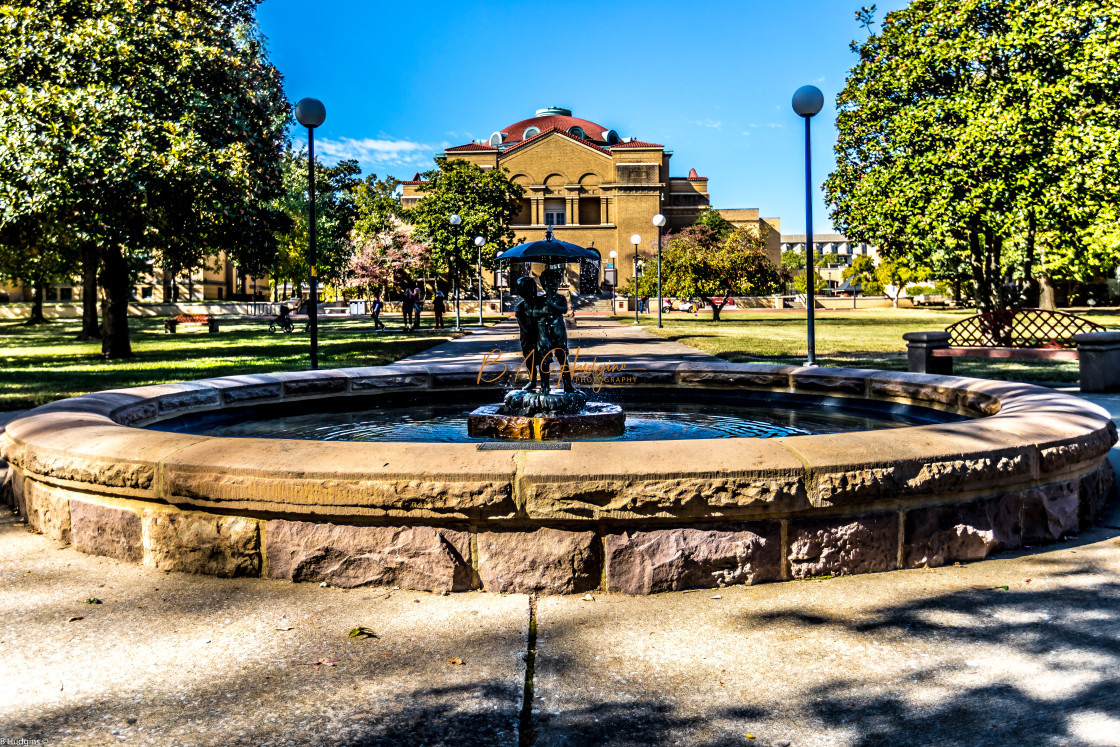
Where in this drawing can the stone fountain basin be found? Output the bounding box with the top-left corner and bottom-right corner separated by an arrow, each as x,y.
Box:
1,362 -> 1114,595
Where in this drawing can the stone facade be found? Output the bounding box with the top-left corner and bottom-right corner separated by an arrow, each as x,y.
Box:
1,363 -> 1116,594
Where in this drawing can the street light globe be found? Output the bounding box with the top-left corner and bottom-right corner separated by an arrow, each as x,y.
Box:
473,235 -> 485,247
652,214 -> 667,228
630,234 -> 641,245
294,98 -> 326,128
792,85 -> 824,118
609,251 -> 617,259
449,214 -> 461,226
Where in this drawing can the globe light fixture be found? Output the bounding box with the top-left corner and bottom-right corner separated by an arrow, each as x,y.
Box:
652,214 -> 667,327
294,97 -> 326,370
792,84 -> 824,366
448,214 -> 463,330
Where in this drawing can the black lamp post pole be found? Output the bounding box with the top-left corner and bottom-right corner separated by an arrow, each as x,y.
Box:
633,244 -> 639,326
656,223 -> 663,328
308,126 -> 319,370
803,114 -> 816,366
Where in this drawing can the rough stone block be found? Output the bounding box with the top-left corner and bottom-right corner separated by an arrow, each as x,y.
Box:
605,523 -> 780,594
477,527 -> 598,594
220,384 -> 282,404
266,521 -> 472,592
789,513 -> 898,578
143,510 -> 261,577
348,374 -> 428,391
156,388 -> 221,413
1039,423 -> 1118,474
23,481 -> 71,543
791,368 -> 869,396
904,493 -> 1022,568
282,377 -> 347,397
1079,459 -> 1116,528
70,498 -> 142,563
1022,480 -> 1080,542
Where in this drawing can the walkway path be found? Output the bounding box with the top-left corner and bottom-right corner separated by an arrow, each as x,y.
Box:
2,324 -> 1119,745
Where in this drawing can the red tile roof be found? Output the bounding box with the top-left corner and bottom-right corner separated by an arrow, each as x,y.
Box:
401,172 -> 427,185
497,113 -> 613,145
687,168 -> 707,180
444,142 -> 497,152
498,126 -> 612,157
612,140 -> 664,148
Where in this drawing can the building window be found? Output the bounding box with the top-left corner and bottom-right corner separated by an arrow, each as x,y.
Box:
59,287 -> 73,301
568,126 -> 586,139
142,286 -> 154,299
544,198 -> 565,226
523,126 -> 540,140
545,211 -> 565,226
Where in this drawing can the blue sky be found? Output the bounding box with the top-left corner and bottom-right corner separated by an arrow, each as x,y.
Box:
257,0 -> 908,235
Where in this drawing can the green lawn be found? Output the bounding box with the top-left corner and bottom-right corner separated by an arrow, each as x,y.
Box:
611,308 -> 1120,384
0,314 -> 507,411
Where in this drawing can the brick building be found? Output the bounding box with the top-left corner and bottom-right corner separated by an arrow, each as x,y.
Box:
401,107 -> 779,294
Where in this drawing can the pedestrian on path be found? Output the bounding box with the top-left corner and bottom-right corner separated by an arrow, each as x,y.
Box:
433,291 -> 446,328
401,290 -> 414,332
370,294 -> 385,330
411,288 -> 423,329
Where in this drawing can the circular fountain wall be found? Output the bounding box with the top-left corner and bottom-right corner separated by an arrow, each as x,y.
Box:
1,362 -> 1114,594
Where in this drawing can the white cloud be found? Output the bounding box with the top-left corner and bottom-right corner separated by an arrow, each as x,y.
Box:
297,136 -> 438,170
689,119 -> 723,129
741,130 -> 751,136
767,123 -> 784,129
815,76 -> 826,83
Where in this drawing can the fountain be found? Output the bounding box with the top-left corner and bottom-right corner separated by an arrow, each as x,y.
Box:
467,228 -> 624,440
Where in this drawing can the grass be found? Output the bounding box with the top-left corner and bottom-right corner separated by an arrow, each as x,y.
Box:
610,307 -> 1120,384
0,313 -> 508,411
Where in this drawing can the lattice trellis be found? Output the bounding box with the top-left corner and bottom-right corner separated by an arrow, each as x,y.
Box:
946,309 -> 1106,348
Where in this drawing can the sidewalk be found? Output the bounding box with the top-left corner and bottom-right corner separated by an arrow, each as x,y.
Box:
2,325 -> 1119,745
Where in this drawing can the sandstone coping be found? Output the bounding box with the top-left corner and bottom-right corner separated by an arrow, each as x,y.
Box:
1,361 -> 1115,593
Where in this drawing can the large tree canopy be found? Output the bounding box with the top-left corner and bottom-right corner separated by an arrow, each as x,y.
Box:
642,225 -> 785,321
825,0 -> 1120,312
0,0 -> 289,355
407,159 -> 524,317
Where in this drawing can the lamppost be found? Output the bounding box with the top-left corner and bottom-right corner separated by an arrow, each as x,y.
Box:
608,250 -> 618,303
630,233 -> 641,325
449,213 -> 462,331
295,97 -> 326,370
473,235 -> 485,326
793,84 -> 824,367
652,213 -> 667,328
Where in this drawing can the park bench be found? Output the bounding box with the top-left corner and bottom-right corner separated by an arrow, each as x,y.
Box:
165,313 -> 220,334
904,308 -> 1120,392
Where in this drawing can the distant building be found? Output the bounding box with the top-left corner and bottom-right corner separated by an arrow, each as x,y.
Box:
401,107 -> 780,293
0,251 -> 268,304
781,233 -> 881,295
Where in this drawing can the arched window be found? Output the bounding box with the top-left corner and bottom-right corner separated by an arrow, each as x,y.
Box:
567,126 -> 586,139
488,132 -> 503,147
523,126 -> 541,140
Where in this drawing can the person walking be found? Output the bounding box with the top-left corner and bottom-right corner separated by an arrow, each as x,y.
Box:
411,287 -> 423,329
433,290 -> 446,329
370,293 -> 385,331
400,289 -> 414,332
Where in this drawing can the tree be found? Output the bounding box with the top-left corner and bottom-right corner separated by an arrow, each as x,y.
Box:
347,225 -> 430,299
272,153 -> 361,297
0,0 -> 290,357
793,271 -> 827,295
692,207 -> 737,237
842,255 -> 881,294
781,250 -> 806,270
407,159 -> 524,323
825,0 -> 1120,313
658,225 -> 785,320
0,215 -> 75,324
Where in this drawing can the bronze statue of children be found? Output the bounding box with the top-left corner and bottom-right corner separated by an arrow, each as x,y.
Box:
514,275 -> 543,392
532,267 -> 576,393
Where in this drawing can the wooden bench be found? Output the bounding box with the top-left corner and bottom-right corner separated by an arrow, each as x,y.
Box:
904,309 -> 1120,391
165,313 -> 220,334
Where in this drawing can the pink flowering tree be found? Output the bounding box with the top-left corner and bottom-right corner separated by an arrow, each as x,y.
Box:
347,227 -> 430,300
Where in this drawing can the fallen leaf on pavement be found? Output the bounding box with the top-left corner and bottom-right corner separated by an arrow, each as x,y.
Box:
68,616 -> 84,622
581,593 -> 594,602
991,585 -> 1009,591
275,626 -> 294,631
711,595 -> 722,599
348,627 -> 378,639
86,597 -> 101,605
448,658 -> 465,666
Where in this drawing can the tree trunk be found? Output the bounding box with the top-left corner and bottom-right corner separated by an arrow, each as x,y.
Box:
26,283 -> 47,325
77,244 -> 100,339
1038,275 -> 1058,311
100,243 -> 133,358
1022,210 -> 1039,307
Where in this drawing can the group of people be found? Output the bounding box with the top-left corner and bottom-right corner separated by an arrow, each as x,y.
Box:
368,287 -> 448,332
